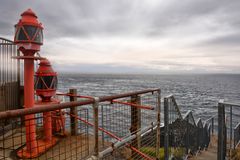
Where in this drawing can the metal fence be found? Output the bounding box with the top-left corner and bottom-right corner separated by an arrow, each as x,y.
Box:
0,108 -> 90,160
163,95 -> 214,159
0,88 -> 161,160
98,90 -> 160,159
0,37 -> 21,113
218,100 -> 240,160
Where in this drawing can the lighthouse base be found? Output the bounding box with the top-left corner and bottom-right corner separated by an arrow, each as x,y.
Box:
17,137 -> 58,159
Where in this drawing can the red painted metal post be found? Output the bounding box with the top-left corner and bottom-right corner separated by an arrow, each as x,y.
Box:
14,9 -> 45,158
43,112 -> 52,141
130,95 -> 141,158
70,89 -> 78,135
24,58 -> 37,153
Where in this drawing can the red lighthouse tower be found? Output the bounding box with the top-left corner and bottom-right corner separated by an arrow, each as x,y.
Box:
14,9 -> 43,158
14,9 -> 62,158
35,58 -> 64,142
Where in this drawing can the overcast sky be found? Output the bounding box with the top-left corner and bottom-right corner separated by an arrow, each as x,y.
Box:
1,0 -> 240,74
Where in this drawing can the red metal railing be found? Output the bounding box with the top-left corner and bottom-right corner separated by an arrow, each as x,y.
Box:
0,88 -> 160,160
65,111 -> 153,160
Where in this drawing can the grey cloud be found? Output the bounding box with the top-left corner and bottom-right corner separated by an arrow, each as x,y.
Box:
150,60 -> 240,74
144,0 -> 237,36
1,0 -> 239,39
53,62 -> 158,74
53,61 -> 240,74
1,0 -> 240,73
200,32 -> 240,47
151,60 -> 240,68
151,60 -> 194,67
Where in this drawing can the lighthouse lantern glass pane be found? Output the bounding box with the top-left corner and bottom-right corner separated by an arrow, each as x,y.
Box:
42,76 -> 54,88
34,29 -> 43,43
23,25 -> 37,39
44,76 -> 52,88
36,77 -> 46,89
15,27 -> 28,41
53,77 -> 58,89
35,76 -> 57,89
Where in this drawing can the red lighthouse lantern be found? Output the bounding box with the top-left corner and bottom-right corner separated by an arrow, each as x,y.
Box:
35,59 -> 58,102
14,8 -> 43,53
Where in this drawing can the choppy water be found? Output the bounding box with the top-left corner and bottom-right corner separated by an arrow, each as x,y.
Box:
58,73 -> 240,121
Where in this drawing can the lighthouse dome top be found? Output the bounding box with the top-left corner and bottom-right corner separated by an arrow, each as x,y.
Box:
21,8 -> 38,18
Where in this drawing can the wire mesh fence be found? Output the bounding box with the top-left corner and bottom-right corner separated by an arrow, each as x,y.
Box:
98,90 -> 160,160
217,101 -> 240,160
0,37 -> 21,115
0,88 -> 220,160
0,89 -> 161,160
234,123 -> 240,148
99,123 -> 158,160
0,107 -> 90,160
99,101 -> 131,148
164,95 -> 214,159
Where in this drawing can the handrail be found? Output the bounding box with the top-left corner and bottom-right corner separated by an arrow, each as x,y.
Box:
218,100 -> 240,159
182,110 -> 191,120
207,123 -> 211,130
171,96 -> 183,119
99,123 -> 157,159
205,114 -> 217,123
165,94 -> 215,129
219,101 -> 240,107
234,123 -> 240,148
164,94 -> 214,158
0,99 -> 94,119
99,88 -> 160,102
196,118 -> 203,128
183,110 -> 197,127
0,37 -> 14,43
0,88 -> 160,119
164,95 -> 182,119
234,122 -> 240,130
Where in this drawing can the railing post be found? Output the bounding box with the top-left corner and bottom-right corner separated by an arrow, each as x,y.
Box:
93,97 -> 100,157
70,88 -> 78,135
212,117 -> 214,135
208,124 -> 211,147
197,122 -> 200,150
186,116 -> 190,155
101,105 -> 105,147
164,98 -> 169,160
156,90 -> 161,160
234,128 -> 236,149
218,102 -> 226,160
130,95 -> 141,158
230,105 -> 233,157
17,49 -> 21,109
203,123 -> 206,149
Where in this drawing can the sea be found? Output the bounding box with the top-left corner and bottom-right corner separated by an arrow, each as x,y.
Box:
58,73 -> 240,123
